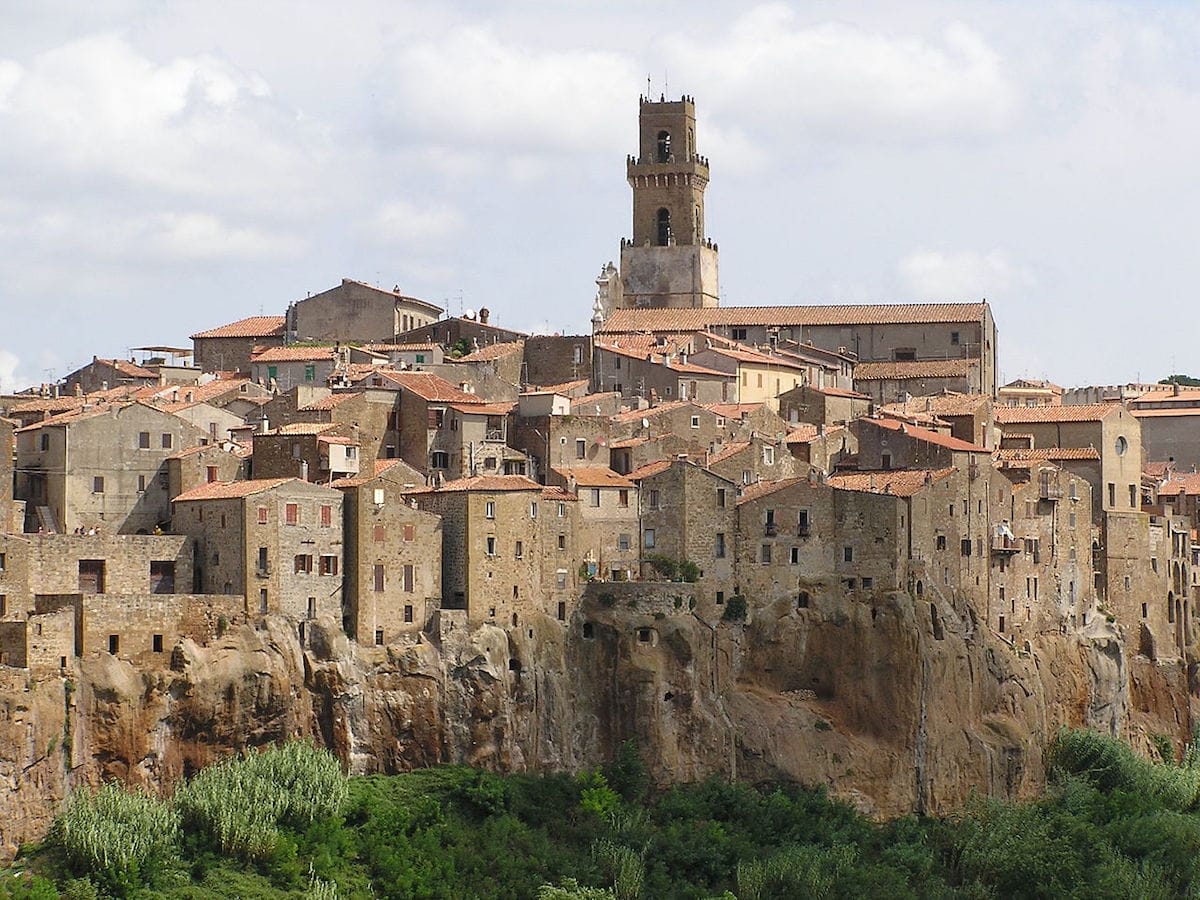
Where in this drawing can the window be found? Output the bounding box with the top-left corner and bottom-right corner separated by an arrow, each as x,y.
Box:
138,474 -> 147,492
763,446 -> 774,465
690,415 -> 700,429
428,408 -> 445,429
844,546 -> 854,563
292,443 -> 302,459
732,328 -> 747,341
259,589 -> 268,613
138,431 -> 150,449
319,555 -> 338,576
267,365 -> 278,381
530,502 -> 538,518
257,506 -> 268,525
257,547 -> 268,574
862,577 -> 873,590
92,476 -> 104,493
515,540 -> 524,559
656,129 -> 671,162
893,348 -> 917,361
404,604 -> 414,623
1129,484 -> 1137,508
486,536 -> 497,556
321,505 -> 332,527
1069,513 -> 1076,528
715,533 -> 726,558
373,565 -> 384,592
0,554 -> 4,571
374,525 -> 386,542
40,433 -> 49,451
761,544 -> 771,564
618,489 -> 629,508
153,634 -> 163,653
951,331 -> 960,345
485,500 -> 496,519
790,547 -> 799,565
556,570 -> 567,589
590,489 -> 601,507
403,524 -> 414,542
1108,483 -> 1116,507
431,451 -> 449,468
557,502 -> 566,517
308,596 -> 317,618
656,207 -> 671,246
149,561 -> 175,593
717,488 -> 726,507
285,503 -> 299,525
716,591 -> 725,605
161,433 -> 173,449
961,539 -> 972,557
376,629 -> 385,645
557,602 -> 566,621
1115,435 -> 1128,456
558,534 -> 566,550
647,489 -> 660,509
304,364 -> 316,382
644,529 -> 656,549
294,554 -> 313,574
403,565 -> 414,592
373,488 -> 385,505
108,634 -> 119,655
206,465 -> 218,483
576,439 -> 586,459
618,534 -> 631,552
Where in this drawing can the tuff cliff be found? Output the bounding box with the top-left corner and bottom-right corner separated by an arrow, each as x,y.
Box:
1,587 -> 1196,859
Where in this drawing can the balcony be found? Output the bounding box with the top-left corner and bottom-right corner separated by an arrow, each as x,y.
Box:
764,523 -> 778,537
484,429 -> 505,442
991,535 -> 1022,554
1039,479 -> 1062,501
797,523 -> 811,538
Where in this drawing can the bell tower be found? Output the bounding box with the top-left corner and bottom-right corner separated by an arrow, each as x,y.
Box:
618,94 -> 719,309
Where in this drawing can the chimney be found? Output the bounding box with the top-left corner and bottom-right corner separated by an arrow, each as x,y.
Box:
1174,382 -> 1182,396
479,307 -> 490,325
299,460 -> 309,482
568,475 -> 578,494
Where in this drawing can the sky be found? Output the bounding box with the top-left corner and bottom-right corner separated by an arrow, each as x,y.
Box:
0,1 -> 1197,392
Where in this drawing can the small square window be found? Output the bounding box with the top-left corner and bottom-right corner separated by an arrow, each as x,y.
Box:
138,431 -> 150,449
644,528 -> 656,549
161,433 -> 173,449
690,416 -> 700,428
257,506 -> 268,525
93,476 -> 104,493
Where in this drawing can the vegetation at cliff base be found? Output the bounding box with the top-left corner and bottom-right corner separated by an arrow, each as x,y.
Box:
10,731 -> 1200,898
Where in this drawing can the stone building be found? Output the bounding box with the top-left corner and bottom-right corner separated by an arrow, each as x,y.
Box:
707,435 -> 808,487
412,475 -> 543,625
190,315 -> 287,374
616,95 -> 719,311
786,424 -> 856,473
15,401 -> 208,534
880,393 -> 994,449
0,418 -> 12,533
632,459 -> 736,615
333,459 -> 442,645
450,340 -> 525,385
522,335 -> 593,389
166,442 -> 249,503
398,309 -> 526,350
1127,387 -> 1200,470
287,278 -> 443,344
777,384 -> 871,428
997,379 -> 1063,408
62,357 -> 159,395
537,486 -> 582,624
172,478 -> 344,623
249,345 -> 388,392
852,359 -> 984,403
548,467 -> 639,582
592,339 -> 734,404
262,387 -> 403,472
251,423 -> 360,483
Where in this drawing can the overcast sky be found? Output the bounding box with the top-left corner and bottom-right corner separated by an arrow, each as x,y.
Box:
1,1 -> 1196,391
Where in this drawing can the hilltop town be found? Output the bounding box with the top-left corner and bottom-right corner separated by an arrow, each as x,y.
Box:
0,96 -> 1196,856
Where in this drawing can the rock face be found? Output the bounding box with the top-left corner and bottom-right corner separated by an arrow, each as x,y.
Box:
1,588 -> 1196,859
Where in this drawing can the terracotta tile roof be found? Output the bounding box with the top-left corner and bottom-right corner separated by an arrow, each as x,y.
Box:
594,339 -> 729,376
994,448 -> 1102,462
995,403 -> 1121,424
526,378 -> 590,395
828,468 -> 956,497
542,486 -> 578,501
250,346 -> 337,363
785,424 -> 846,443
271,422 -> 338,435
880,393 -> 989,418
552,466 -> 635,488
372,371 -> 481,403
447,401 -> 517,415
627,459 -> 674,480
15,405 -> 117,431
1129,406 -> 1200,418
609,435 -> 665,449
146,377 -> 254,406
437,474 -> 541,492
456,340 -> 525,362
299,393 -> 355,411
570,392 -> 621,412
802,384 -> 869,399
610,401 -> 690,424
853,359 -> 979,380
697,344 -> 810,372
166,442 -> 248,461
91,358 -> 156,379
173,477 -> 297,502
191,316 -> 286,340
1000,378 -> 1063,392
863,416 -> 988,453
317,434 -> 358,446
362,342 -> 440,353
736,477 -> 811,504
599,303 -> 989,333
702,402 -> 769,420
1157,474 -> 1200,497
877,408 -> 945,428
1144,461 -> 1174,479
708,441 -> 751,465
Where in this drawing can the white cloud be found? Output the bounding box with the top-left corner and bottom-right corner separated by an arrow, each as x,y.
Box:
0,350 -> 21,393
363,200 -> 463,245
897,248 -> 1027,299
664,5 -> 1018,145
376,26 -> 639,155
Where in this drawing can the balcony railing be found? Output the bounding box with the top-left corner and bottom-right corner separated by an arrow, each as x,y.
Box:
991,535 -> 1021,553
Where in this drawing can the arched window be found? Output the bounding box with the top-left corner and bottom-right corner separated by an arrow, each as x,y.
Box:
656,130 -> 671,162
656,208 -> 672,246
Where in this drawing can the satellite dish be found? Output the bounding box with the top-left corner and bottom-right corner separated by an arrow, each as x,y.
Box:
641,418 -> 650,429
463,308 -> 476,320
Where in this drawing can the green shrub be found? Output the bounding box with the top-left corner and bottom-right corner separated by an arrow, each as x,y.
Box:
173,741 -> 348,861
722,595 -> 748,621
50,781 -> 179,895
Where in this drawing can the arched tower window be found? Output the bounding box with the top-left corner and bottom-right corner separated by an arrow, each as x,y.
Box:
656,208 -> 672,246
656,130 -> 671,163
